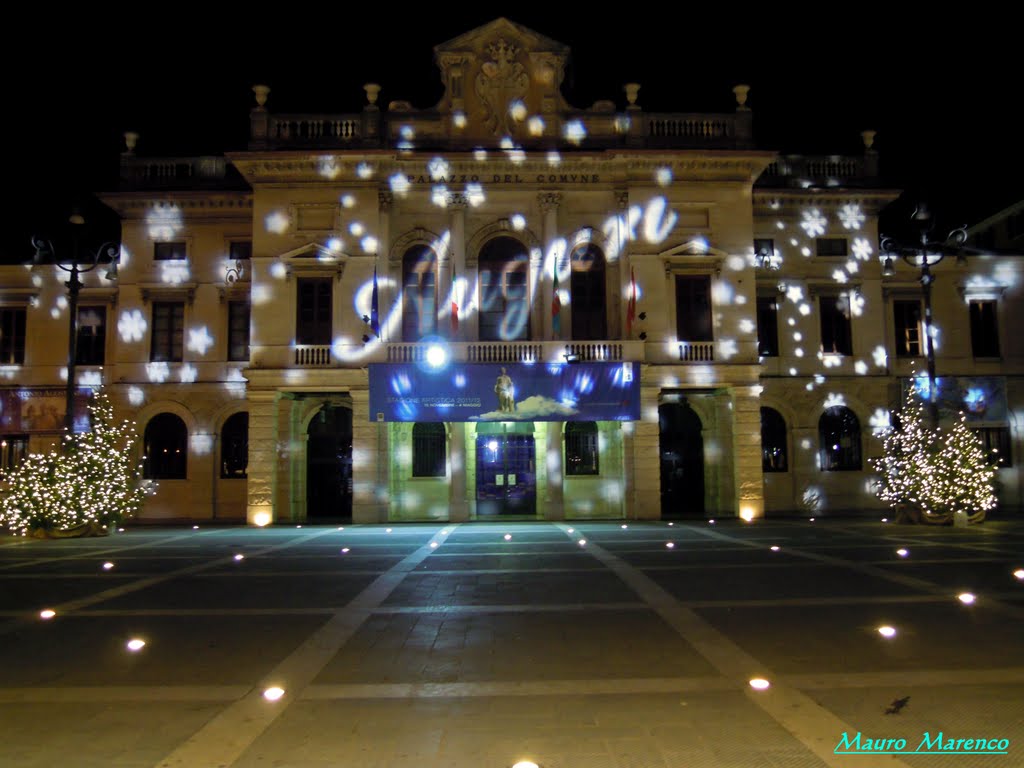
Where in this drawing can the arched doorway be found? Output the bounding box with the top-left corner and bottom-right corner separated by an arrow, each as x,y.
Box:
307,405 -> 353,519
659,401 -> 704,518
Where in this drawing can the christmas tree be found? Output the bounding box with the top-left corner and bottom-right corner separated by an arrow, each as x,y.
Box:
0,389 -> 150,537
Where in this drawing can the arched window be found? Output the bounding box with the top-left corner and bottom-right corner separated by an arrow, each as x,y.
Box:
412,423 -> 446,477
221,412 -> 248,478
478,236 -> 530,341
402,245 -> 437,341
819,406 -> 861,471
570,244 -> 606,340
144,413 -> 187,479
760,407 -> 787,472
565,421 -> 599,475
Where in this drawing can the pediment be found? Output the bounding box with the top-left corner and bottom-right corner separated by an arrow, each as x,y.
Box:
278,242 -> 347,261
435,18 -> 569,55
660,240 -> 730,259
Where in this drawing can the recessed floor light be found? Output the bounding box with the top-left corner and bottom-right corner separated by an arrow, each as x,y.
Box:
578,539 -> 587,546
504,534 -> 512,541
512,761 -> 540,768
621,524 -> 628,529
958,593 -> 976,605
770,546 -> 780,552
102,562 -> 114,571
666,542 -> 675,549
234,554 -> 244,561
341,548 -> 350,554
39,609 -> 56,620
192,525 -> 199,530
263,687 -> 285,701
430,542 -> 438,548
749,678 -> 770,690
127,638 -> 146,651
897,549 -> 909,557
385,528 -> 392,533
1014,568 -> 1024,580
877,626 -> 896,638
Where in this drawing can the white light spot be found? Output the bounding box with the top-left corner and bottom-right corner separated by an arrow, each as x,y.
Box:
356,163 -> 374,179
509,100 -> 527,121
127,638 -> 146,651
563,119 -> 586,144
327,237 -> 344,253
340,194 -> 356,209
234,554 -> 244,561
102,562 -> 114,571
838,204 -> 865,230
621,524 -> 628,530
118,310 -> 147,343
428,157 -> 449,180
1012,568 -> 1024,580
666,542 -> 675,549
504,534 -> 512,541
341,547 -> 350,553
852,237 -> 873,260
578,539 -> 587,546
749,678 -> 770,690
430,542 -> 438,548
877,626 -> 896,638
265,211 -> 290,234
567,528 -> 574,533
253,511 -> 272,527
187,327 -> 214,356
270,261 -> 288,280
39,609 -> 56,620
655,167 -> 673,186
801,246 -> 812,257
527,116 -> 545,136
263,687 -> 285,701
547,150 -> 561,167
510,214 -> 526,231
465,183 -> 485,207
770,546 -> 780,552
361,236 -> 378,254
958,593 -> 976,605
801,208 -> 827,237
453,111 -> 467,129
389,173 -> 411,197
473,148 -> 487,162
385,528 -> 392,533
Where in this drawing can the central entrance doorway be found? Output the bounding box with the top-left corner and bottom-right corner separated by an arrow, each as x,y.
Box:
475,423 -> 536,516
307,404 -> 353,520
659,400 -> 705,518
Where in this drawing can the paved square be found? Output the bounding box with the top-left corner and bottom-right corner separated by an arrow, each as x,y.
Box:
1,519 -> 1022,767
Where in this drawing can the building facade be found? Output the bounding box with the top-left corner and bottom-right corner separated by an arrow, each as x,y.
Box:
2,19 -> 1022,524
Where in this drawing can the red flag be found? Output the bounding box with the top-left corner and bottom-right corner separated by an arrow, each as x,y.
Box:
626,266 -> 637,336
450,268 -> 459,336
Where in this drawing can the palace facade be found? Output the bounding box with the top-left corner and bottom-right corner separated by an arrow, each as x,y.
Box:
2,18 -> 1021,524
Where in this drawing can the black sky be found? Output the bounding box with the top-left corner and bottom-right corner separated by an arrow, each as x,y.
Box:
5,8 -> 1017,260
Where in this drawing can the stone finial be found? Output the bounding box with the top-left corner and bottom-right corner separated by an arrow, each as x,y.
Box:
624,83 -> 641,109
733,84 -> 751,110
364,83 -> 381,106
123,131 -> 139,155
861,129 -> 877,151
252,84 -> 270,108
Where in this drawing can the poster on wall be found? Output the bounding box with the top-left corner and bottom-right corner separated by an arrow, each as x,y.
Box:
900,376 -> 1007,423
0,389 -> 93,433
369,362 -> 640,422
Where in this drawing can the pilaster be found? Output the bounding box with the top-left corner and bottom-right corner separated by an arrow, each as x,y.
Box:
538,191 -> 562,340
351,389 -> 388,522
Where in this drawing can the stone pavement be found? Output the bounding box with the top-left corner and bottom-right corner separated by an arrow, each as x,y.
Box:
0,518 -> 1022,767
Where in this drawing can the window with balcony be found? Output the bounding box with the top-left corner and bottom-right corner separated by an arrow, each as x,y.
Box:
296,278 -> 332,345
0,307 -> 26,365
75,306 -> 106,366
478,236 -> 530,342
675,275 -> 712,342
819,295 -> 853,355
412,422 -> 446,477
760,407 -> 787,472
565,421 -> 599,475
570,244 -> 606,340
893,299 -> 923,357
756,295 -> 779,357
402,245 -> 437,341
144,413 -> 187,479
221,412 -> 248,478
228,301 -> 250,361
154,241 -> 187,261
969,300 -> 1000,358
819,406 -> 861,471
150,302 -> 184,362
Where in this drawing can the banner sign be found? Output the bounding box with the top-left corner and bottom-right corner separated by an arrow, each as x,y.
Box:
900,376 -> 1007,423
0,388 -> 93,434
369,362 -> 640,423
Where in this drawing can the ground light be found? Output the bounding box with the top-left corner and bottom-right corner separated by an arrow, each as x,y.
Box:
512,761 -> 540,768
749,678 -> 770,690
666,542 -> 675,549
126,638 -> 146,651
1013,569 -> 1024,580
254,511 -> 272,527
504,534 -> 512,540
958,593 -> 976,605
877,626 -> 897,638
234,554 -> 244,561
341,548 -> 350,554
770,546 -> 780,552
263,687 -> 285,701
39,609 -> 56,620
897,549 -> 909,557
578,539 -> 586,546
102,562 -> 114,570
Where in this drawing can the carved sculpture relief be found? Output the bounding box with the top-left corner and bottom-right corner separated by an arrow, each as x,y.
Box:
475,39 -> 528,137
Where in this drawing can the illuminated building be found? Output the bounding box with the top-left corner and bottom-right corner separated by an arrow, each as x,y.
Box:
1,19 -> 1021,523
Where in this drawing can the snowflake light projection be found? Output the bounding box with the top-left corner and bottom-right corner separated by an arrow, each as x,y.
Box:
432,185 -> 449,208
146,362 -> 170,383
801,208 -> 827,237
356,163 -> 374,179
389,173 -> 411,197
563,120 -> 586,144
823,393 -> 847,409
786,285 -> 805,304
187,327 -> 214,356
428,157 -> 449,180
869,408 -> 891,435
118,310 -> 147,343
838,204 -> 865,230
852,238 -> 873,261
179,365 -> 198,383
528,116 -> 545,136
872,345 -> 888,368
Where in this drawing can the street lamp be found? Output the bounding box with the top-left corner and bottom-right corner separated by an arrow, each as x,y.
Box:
31,211 -> 119,439
880,204 -> 967,427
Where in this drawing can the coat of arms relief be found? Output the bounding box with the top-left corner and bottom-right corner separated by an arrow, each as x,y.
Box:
475,39 -> 529,137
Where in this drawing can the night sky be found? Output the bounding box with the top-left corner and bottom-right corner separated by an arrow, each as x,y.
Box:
5,8 -> 1017,260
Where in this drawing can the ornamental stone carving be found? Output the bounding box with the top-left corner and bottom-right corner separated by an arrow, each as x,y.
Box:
537,192 -> 562,213
475,39 -> 528,136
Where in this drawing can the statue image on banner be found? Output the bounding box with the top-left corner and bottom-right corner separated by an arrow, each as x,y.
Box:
495,367 -> 515,412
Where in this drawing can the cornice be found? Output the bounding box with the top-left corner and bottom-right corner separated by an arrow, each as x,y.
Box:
753,190 -> 900,217
100,192 -> 253,220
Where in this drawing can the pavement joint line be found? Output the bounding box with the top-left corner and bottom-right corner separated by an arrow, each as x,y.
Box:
553,522 -> 914,768
151,524 -> 459,768
0,529 -> 223,572
372,602 -> 649,614
691,523 -> 1024,620
0,527 -> 344,637
0,686 -> 251,703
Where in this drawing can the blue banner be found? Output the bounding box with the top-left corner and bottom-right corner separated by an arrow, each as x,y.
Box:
369,362 -> 640,422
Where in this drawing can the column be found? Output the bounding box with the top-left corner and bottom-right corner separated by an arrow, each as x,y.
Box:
275,393 -> 296,522
351,389 -> 387,522
545,421 -> 564,519
633,385 -> 661,519
245,390 -> 277,525
538,191 -> 561,341
447,192 -> 467,341
732,385 -> 765,519
377,190 -> 393,341
449,422 -> 469,521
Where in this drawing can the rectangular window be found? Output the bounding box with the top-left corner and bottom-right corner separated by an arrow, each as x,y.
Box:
227,301 -> 250,361
756,295 -> 779,357
1,435 -> 28,470
154,241 -> 187,261
150,302 -> 185,362
75,306 -> 106,365
754,238 -> 775,257
893,299 -> 923,357
565,423 -> 600,475
969,300 -> 1000,357
0,308 -> 26,365
972,426 -> 1012,467
820,295 -> 853,355
229,240 -> 252,261
296,278 -> 332,345
675,275 -> 713,341
412,424 -> 446,477
816,238 -> 849,257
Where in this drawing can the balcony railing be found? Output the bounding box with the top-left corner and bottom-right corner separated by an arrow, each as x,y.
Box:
295,345 -> 332,366
679,341 -> 715,362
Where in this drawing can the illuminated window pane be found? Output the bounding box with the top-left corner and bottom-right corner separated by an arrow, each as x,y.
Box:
816,238 -> 848,257
760,408 -> 787,472
893,300 -> 922,357
144,413 -> 187,479
76,306 -> 106,366
150,302 -> 184,362
969,300 -> 1000,358
478,236 -> 530,342
0,434 -> 28,470
565,421 -> 599,475
971,426 -> 1012,468
818,406 -> 861,471
221,412 -> 248,478
228,301 -> 250,361
0,307 -> 27,365
570,245 -> 606,340
675,276 -> 712,342
412,422 -> 445,477
296,278 -> 332,345
756,296 -> 779,357
402,245 -> 437,341
819,295 -> 852,355
154,241 -> 187,261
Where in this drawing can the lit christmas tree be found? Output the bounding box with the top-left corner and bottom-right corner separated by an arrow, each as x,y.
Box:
872,382 -> 996,524
0,389 -> 150,537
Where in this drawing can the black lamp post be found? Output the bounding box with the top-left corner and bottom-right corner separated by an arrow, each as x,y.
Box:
32,211 -> 119,440
880,204 -> 967,427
